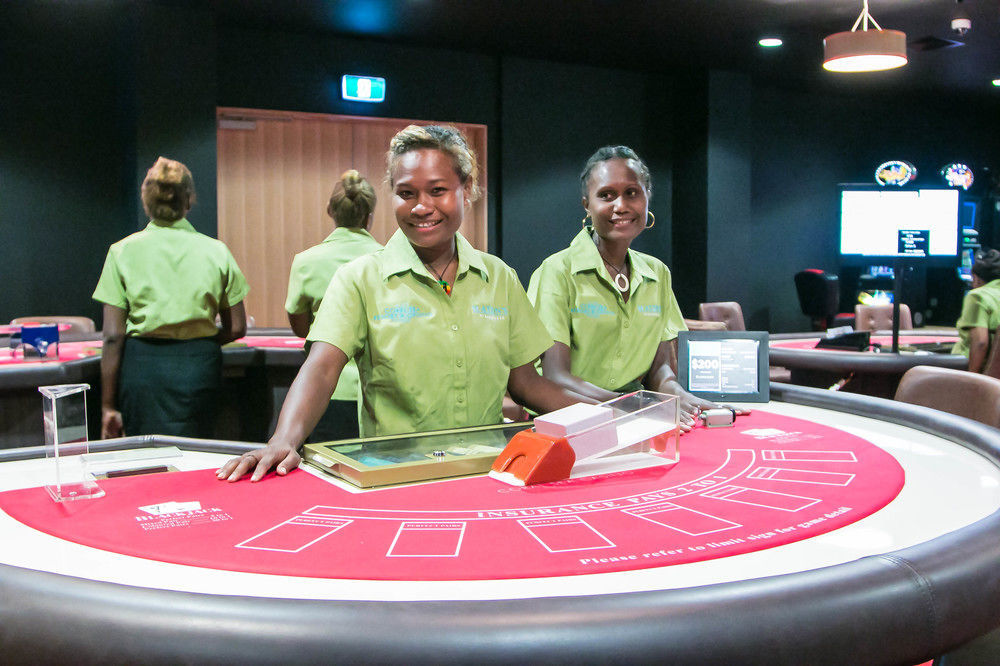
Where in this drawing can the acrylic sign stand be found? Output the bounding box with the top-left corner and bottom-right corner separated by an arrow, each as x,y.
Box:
39,383 -> 104,502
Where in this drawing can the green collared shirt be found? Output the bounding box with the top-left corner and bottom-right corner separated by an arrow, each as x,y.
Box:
527,228 -> 686,391
953,278 -> 1000,357
286,227 -> 383,401
93,219 -> 249,339
309,230 -> 553,437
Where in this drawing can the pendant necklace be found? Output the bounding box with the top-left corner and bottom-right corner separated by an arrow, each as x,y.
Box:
424,247 -> 455,296
596,247 -> 630,293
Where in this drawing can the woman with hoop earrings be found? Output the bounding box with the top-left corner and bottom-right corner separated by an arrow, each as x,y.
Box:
528,145 -> 715,429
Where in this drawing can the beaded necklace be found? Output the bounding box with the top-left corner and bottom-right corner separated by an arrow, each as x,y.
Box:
424,247 -> 455,296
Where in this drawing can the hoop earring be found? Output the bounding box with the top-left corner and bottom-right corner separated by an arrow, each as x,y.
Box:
645,211 -> 655,229
582,215 -> 593,229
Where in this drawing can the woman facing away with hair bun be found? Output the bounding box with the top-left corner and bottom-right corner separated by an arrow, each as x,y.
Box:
527,145 -> 717,430
219,125 -> 582,483
94,156 -> 249,439
285,169 -> 384,441
953,248 -> 1000,372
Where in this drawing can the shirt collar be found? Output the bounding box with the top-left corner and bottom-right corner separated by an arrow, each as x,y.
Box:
567,228 -> 658,283
144,218 -> 196,232
322,226 -> 376,244
379,229 -> 490,282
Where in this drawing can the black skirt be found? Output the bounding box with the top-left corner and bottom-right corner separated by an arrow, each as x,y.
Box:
307,398 -> 361,443
119,337 -> 221,438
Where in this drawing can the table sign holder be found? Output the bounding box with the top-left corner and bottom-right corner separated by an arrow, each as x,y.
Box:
21,324 -> 59,360
490,391 -> 680,486
39,383 -> 104,502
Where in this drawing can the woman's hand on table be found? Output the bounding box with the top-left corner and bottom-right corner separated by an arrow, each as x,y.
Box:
217,441 -> 301,482
675,391 -> 718,432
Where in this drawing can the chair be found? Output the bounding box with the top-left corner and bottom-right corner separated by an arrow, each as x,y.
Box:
697,302 -> 745,331
854,304 -> 912,332
10,316 -> 96,333
683,318 -> 727,331
894,365 -> 1000,429
982,328 -> 1000,380
794,269 -> 853,331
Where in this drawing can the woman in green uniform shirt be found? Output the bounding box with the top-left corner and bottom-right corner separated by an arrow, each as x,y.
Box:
94,157 -> 249,439
953,248 -> 1000,372
527,145 -> 715,428
220,125 -> 580,482
285,169 -> 383,440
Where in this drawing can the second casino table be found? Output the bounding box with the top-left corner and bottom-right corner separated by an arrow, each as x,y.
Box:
1,384 -> 1000,664
769,330 -> 965,398
0,332 -> 304,449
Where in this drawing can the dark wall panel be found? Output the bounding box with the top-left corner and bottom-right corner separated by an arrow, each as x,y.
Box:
134,3 -> 218,236
0,1 -> 135,325
706,71 -> 756,325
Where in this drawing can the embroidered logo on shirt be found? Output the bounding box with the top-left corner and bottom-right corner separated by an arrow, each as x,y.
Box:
571,303 -> 614,318
636,305 -> 662,315
372,304 -> 431,323
472,304 -> 508,321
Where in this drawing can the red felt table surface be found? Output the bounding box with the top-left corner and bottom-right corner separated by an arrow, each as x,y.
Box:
0,341 -> 101,366
232,336 -> 304,348
770,335 -> 957,351
0,411 -> 903,581
0,323 -> 73,334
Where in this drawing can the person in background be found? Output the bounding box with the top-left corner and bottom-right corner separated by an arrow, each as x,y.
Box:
285,169 -> 383,441
953,248 -> 1000,372
527,145 -> 715,429
219,125 -> 582,482
94,156 -> 249,439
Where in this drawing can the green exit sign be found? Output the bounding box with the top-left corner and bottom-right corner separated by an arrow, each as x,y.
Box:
341,75 -> 386,103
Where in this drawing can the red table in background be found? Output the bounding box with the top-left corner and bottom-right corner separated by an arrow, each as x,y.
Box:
768,330 -> 965,397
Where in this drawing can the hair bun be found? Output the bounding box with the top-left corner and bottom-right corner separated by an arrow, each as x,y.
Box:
341,169 -> 362,200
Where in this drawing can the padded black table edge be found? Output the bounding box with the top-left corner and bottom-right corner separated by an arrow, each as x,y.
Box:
2,386 -> 999,665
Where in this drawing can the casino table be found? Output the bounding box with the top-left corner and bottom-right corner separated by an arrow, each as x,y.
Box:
0,331 -> 305,449
2,384 -> 1000,664
769,330 -> 966,398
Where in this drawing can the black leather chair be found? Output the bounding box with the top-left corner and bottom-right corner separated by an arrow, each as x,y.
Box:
794,269 -> 852,331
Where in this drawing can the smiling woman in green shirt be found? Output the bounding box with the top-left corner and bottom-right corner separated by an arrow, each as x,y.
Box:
285,169 -> 384,440
219,125 -> 580,483
527,146 -> 715,429
93,157 -> 249,439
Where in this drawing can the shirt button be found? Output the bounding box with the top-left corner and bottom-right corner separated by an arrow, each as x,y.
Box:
624,321 -> 630,328
610,378 -> 616,386
451,324 -> 459,331
456,359 -> 463,367
616,351 -> 623,358
457,396 -> 464,403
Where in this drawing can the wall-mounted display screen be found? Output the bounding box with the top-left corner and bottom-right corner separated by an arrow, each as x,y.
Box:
839,187 -> 961,266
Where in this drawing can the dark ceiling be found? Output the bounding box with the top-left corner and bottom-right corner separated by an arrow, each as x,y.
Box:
211,0 -> 1000,97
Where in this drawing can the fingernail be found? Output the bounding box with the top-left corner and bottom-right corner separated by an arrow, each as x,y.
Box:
277,466 -> 285,475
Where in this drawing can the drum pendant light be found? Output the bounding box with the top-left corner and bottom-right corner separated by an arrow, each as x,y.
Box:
823,0 -> 907,72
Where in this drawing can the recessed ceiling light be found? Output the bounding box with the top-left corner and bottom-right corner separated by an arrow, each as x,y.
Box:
759,38 -> 783,48
993,79 -> 1000,87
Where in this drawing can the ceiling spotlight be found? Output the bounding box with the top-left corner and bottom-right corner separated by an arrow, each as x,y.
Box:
951,0 -> 971,37
758,37 -> 783,48
823,0 -> 907,73
993,79 -> 1000,87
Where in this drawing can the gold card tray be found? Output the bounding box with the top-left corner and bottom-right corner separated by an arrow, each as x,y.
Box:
302,422 -> 533,488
